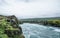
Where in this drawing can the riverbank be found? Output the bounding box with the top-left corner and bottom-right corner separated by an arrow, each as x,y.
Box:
39,20 -> 60,27
19,17 -> 60,27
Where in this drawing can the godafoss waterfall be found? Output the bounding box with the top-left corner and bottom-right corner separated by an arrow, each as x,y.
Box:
20,23 -> 60,38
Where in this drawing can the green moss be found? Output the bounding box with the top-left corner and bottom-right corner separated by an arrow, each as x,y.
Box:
0,34 -> 8,38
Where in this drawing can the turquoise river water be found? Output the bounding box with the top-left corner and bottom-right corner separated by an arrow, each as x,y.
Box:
20,23 -> 60,38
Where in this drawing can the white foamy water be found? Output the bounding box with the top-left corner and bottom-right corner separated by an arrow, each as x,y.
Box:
20,23 -> 60,38
54,29 -> 60,32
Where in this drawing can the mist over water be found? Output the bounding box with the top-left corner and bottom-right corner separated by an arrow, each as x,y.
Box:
20,23 -> 60,38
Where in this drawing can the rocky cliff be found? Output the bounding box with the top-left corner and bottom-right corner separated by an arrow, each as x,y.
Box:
0,15 -> 25,38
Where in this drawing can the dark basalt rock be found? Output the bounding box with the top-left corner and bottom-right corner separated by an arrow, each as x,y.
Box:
0,15 -> 25,38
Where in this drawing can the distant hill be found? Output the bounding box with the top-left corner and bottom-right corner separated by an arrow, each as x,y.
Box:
20,17 -> 60,21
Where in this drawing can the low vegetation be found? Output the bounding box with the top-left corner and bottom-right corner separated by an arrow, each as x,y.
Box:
43,20 -> 60,27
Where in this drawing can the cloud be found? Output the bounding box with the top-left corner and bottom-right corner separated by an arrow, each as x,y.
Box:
0,0 -> 60,18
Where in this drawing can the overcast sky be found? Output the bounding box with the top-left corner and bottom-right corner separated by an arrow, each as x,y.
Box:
0,0 -> 60,19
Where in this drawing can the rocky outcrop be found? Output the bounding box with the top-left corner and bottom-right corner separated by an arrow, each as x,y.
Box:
0,15 -> 25,38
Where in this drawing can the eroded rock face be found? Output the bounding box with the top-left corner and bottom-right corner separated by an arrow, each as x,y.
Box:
0,15 -> 25,38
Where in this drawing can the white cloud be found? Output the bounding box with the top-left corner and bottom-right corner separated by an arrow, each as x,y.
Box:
0,0 -> 60,18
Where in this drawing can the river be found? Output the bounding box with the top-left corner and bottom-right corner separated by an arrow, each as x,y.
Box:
20,23 -> 60,38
